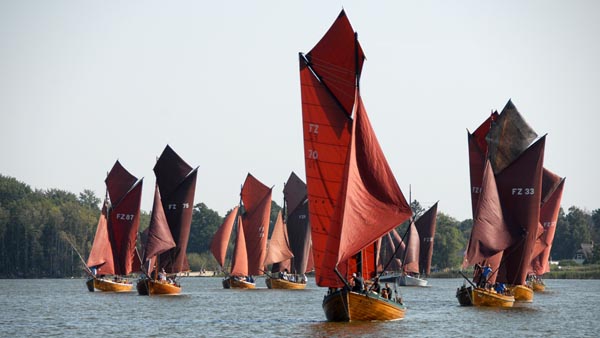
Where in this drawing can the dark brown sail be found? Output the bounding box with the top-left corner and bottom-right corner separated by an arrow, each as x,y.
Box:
486,100 -> 538,174
154,145 -> 197,274
415,202 -> 438,276
142,184 -> 176,267
495,136 -> 545,285
283,172 -> 312,274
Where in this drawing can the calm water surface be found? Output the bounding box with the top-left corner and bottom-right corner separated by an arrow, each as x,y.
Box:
0,278 -> 598,337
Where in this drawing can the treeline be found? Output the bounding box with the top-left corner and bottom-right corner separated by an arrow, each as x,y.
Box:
0,174 -> 598,278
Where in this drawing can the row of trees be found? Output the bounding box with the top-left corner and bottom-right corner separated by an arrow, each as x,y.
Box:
0,174 -> 597,278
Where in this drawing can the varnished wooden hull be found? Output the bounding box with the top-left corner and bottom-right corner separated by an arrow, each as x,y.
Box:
323,290 -> 406,322
456,285 -> 473,306
89,277 -> 134,292
265,278 -> 306,290
222,277 -> 256,289
147,279 -> 181,295
472,287 -> 514,307
510,284 -> 534,302
530,280 -> 546,292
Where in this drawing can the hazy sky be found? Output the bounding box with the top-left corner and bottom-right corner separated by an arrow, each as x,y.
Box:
1,1 -> 598,221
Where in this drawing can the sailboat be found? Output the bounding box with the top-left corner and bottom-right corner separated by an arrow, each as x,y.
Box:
137,145 -> 198,295
398,202 -> 438,287
300,10 -> 412,321
86,161 -> 143,292
458,101 -> 546,305
212,173 -> 272,289
265,172 -> 311,290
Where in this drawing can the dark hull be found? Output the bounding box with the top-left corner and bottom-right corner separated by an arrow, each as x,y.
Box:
86,278 -> 95,292
136,278 -> 149,295
456,285 -> 473,306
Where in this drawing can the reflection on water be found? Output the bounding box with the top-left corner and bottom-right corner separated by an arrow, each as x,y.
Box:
0,278 -> 598,337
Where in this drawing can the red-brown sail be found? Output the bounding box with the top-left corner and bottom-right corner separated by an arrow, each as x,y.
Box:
532,177 -> 565,274
264,211 -> 294,266
486,100 -> 538,174
465,160 -> 516,266
415,202 -> 438,276
153,145 -> 197,274
283,172 -> 312,274
495,136 -> 546,285
468,112 -> 498,216
87,161 -> 142,276
401,221 -> 420,274
142,184 -> 176,267
330,94 -> 412,275
87,202 -> 114,274
300,11 -> 355,287
240,173 -> 272,276
230,216 -> 249,277
209,206 -> 239,268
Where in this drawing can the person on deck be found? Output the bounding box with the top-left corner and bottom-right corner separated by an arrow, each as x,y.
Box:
352,272 -> 364,293
384,283 -> 393,300
372,278 -> 381,294
480,264 -> 492,288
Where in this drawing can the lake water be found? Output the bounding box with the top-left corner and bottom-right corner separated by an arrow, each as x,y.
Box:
0,278 -> 598,337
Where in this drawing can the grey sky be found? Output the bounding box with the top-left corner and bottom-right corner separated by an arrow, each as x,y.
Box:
1,1 -> 598,221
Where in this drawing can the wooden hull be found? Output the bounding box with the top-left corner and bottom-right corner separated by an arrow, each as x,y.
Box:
530,280 -> 546,292
510,284 -> 534,302
147,279 -> 181,295
222,277 -> 255,289
398,274 -> 428,287
90,277 -> 134,292
456,285 -> 473,306
265,278 -> 306,290
472,287 -> 514,307
323,289 -> 406,322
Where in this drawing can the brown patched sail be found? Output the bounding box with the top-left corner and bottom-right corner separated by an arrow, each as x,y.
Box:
153,145 -> 197,274
415,202 -> 438,276
209,206 -> 239,269
495,136 -> 546,286
87,161 -> 143,276
486,100 -> 538,174
283,172 -> 312,274
240,174 -> 272,276
264,211 -> 294,267
230,216 -> 249,277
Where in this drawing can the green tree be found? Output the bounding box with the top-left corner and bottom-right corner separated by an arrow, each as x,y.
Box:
432,213 -> 466,270
187,203 -> 223,254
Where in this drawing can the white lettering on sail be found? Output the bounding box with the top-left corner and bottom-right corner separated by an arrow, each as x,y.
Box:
309,123 -> 319,134
182,203 -> 189,209
511,188 -> 535,196
116,213 -> 135,221
299,214 -> 307,219
308,149 -> 318,160
472,187 -> 482,194
168,204 -> 177,210
423,237 -> 434,242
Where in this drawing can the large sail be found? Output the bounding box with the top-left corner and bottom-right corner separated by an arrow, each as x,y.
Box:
230,216 -> 249,277
465,160 -> 517,266
240,174 -> 272,276
87,202 -> 114,274
415,202 -> 438,276
142,185 -> 176,267
88,161 -> 142,276
209,206 -> 239,268
532,177 -> 565,275
401,221 -> 420,274
467,113 -> 497,216
153,145 -> 197,274
495,136 -> 546,285
264,211 -> 294,267
283,172 -> 312,274
486,100 -> 538,174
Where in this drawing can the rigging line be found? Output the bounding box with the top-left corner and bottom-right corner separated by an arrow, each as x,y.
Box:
63,235 -> 92,275
373,218 -> 413,288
